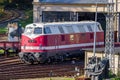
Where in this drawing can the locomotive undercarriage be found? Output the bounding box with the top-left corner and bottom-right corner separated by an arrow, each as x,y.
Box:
19,50 -> 84,64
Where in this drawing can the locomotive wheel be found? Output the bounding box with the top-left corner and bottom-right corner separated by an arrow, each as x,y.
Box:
23,54 -> 31,64
60,55 -> 64,62
28,53 -> 35,64
22,53 -> 35,65
47,57 -> 51,63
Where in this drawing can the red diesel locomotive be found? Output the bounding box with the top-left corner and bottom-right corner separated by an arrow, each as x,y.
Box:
19,21 -> 104,64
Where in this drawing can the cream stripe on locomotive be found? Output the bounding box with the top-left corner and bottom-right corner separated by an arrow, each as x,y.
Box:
21,42 -> 104,50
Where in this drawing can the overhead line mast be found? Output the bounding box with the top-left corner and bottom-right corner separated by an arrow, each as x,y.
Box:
105,0 -> 115,73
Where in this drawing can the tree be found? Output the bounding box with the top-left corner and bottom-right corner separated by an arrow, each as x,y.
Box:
4,0 -> 33,10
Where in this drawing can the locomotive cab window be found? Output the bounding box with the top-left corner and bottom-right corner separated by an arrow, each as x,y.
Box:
34,27 -> 42,34
24,27 -> 34,34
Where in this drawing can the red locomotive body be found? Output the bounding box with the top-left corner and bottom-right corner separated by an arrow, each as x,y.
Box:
19,21 -> 104,64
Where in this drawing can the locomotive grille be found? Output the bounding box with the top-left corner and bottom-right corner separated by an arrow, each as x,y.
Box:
28,39 -> 37,43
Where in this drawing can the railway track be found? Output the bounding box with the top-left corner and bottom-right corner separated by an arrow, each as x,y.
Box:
0,10 -> 24,27
0,56 -> 84,80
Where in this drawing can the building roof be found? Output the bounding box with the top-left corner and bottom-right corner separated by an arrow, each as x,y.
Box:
39,0 -> 108,4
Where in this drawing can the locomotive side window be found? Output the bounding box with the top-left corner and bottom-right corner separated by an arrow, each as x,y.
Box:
77,25 -> 86,32
44,27 -> 51,34
34,27 -> 42,34
65,25 -> 74,33
97,24 -> 102,31
87,25 -> 93,32
24,27 -> 33,34
58,26 -> 64,33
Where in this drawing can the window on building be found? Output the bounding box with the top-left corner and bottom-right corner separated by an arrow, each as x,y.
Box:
44,27 -> 51,34
42,11 -> 70,22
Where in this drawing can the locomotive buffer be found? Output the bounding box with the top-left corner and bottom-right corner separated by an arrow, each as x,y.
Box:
85,0 -> 115,80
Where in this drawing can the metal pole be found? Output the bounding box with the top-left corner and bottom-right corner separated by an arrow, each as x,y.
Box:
93,3 -> 98,57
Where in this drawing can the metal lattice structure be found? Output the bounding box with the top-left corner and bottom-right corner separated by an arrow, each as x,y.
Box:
105,0 -> 115,73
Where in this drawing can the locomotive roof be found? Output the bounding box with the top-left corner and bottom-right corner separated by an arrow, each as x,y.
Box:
25,21 -> 103,35
27,21 -> 100,27
39,0 -> 108,4
39,21 -> 99,26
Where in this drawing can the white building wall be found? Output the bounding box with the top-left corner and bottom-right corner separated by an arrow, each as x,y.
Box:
34,0 -> 39,2
33,5 -> 39,22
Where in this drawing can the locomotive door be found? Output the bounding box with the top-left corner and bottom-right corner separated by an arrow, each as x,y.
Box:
55,35 -> 60,52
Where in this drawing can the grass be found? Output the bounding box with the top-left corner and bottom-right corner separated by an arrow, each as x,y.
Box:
17,77 -> 75,80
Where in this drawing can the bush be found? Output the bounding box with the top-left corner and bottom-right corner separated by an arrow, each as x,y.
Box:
0,49 -> 5,55
111,78 -> 120,80
18,10 -> 33,27
0,47 -> 5,55
0,27 -> 7,34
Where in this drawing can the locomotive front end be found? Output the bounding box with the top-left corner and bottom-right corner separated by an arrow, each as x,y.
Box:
19,23 -> 46,64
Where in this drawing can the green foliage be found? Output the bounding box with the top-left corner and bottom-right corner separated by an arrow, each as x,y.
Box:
111,78 -> 120,80
0,0 -> 4,5
0,0 -> 32,10
8,49 -> 14,52
107,70 -> 120,80
0,27 -> 7,34
0,49 -> 4,54
18,10 -> 33,27
109,70 -> 116,76
0,10 -> 33,34
0,12 -> 4,17
117,71 -> 120,77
